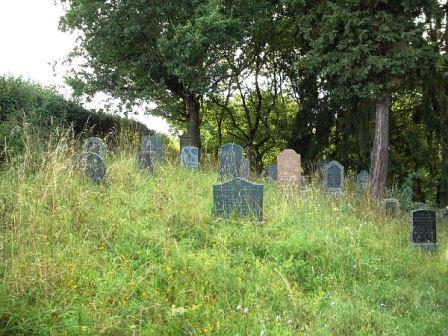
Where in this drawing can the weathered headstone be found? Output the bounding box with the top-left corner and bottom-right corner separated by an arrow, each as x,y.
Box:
266,163 -> 277,181
213,178 -> 263,221
80,152 -> 107,184
83,137 -> 106,159
180,146 -> 199,170
141,135 -> 164,162
357,170 -> 369,192
218,143 -> 243,180
383,198 -> 400,216
241,158 -> 250,180
410,209 -> 437,250
324,161 -> 344,196
277,149 -> 301,189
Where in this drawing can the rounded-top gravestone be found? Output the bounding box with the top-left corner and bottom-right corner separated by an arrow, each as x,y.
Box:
277,149 -> 301,189
324,160 -> 344,196
181,146 -> 199,170
83,137 -> 106,159
218,143 -> 243,180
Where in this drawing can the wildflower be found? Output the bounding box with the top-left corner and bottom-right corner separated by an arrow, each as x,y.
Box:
275,315 -> 281,321
236,304 -> 242,310
243,307 -> 249,315
259,331 -> 266,336
330,301 -> 336,307
287,319 -> 293,325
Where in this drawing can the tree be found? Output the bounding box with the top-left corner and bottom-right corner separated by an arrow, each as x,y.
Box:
285,0 -> 438,199
59,0 -> 242,148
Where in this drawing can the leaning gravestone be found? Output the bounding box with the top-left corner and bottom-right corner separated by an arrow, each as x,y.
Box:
410,209 -> 437,251
277,149 -> 301,189
83,137 -> 106,159
218,143 -> 243,180
266,163 -> 278,181
80,152 -> 107,184
324,161 -> 344,196
357,170 -> 369,192
383,198 -> 400,216
180,146 -> 199,170
141,135 -> 164,162
213,178 -> 263,221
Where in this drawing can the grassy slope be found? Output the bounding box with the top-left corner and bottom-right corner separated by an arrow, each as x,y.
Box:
0,138 -> 447,336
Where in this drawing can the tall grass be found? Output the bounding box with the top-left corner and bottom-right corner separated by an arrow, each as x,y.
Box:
0,132 -> 447,335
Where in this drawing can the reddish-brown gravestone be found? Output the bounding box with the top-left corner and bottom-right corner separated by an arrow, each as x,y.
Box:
277,149 -> 301,189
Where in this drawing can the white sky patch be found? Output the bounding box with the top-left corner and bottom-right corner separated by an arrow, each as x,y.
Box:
0,0 -> 170,134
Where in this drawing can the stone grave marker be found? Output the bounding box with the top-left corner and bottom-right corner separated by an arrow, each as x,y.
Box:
181,146 -> 199,170
218,143 -> 243,180
383,198 -> 400,216
80,152 -> 107,184
83,137 -> 105,159
213,178 -> 263,221
357,170 -> 369,192
266,163 -> 277,181
277,149 -> 301,189
324,161 -> 344,196
141,135 -> 164,162
410,209 -> 437,250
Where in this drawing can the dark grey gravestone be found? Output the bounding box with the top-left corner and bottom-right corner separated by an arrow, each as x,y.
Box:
181,146 -> 199,170
383,198 -> 400,216
81,152 -> 107,184
83,137 -> 105,159
213,178 -> 263,221
218,143 -> 243,180
324,161 -> 344,196
410,209 -> 437,251
357,170 -> 369,192
141,135 -> 164,162
266,163 -> 277,181
241,159 -> 250,180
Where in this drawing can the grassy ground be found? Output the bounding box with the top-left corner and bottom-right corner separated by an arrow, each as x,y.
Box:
0,135 -> 447,335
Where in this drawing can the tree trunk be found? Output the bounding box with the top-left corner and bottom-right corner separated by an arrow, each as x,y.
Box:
438,143 -> 448,207
369,93 -> 391,199
185,94 -> 201,149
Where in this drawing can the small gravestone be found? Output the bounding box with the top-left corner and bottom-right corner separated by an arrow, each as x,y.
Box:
277,149 -> 301,189
357,170 -> 369,192
324,161 -> 344,196
213,178 -> 263,221
83,137 -> 106,159
180,146 -> 199,170
80,152 -> 107,184
218,143 -> 243,180
141,135 -> 164,162
383,198 -> 400,216
410,209 -> 437,251
241,158 -> 250,180
266,163 -> 277,181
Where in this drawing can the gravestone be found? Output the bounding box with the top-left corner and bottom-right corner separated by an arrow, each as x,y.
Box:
410,209 -> 437,250
383,198 -> 400,216
316,160 -> 328,179
266,163 -> 277,181
357,170 -> 369,192
241,158 -> 250,180
324,161 -> 344,196
180,146 -> 199,170
277,149 -> 301,189
80,152 -> 107,184
83,137 -> 105,159
213,178 -> 263,221
218,143 -> 243,180
141,135 -> 164,162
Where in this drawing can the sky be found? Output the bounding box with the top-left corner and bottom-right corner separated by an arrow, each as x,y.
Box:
0,0 -> 170,134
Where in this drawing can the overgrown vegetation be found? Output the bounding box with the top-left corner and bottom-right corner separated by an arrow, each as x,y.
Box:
0,131 -> 447,335
0,76 -> 150,162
